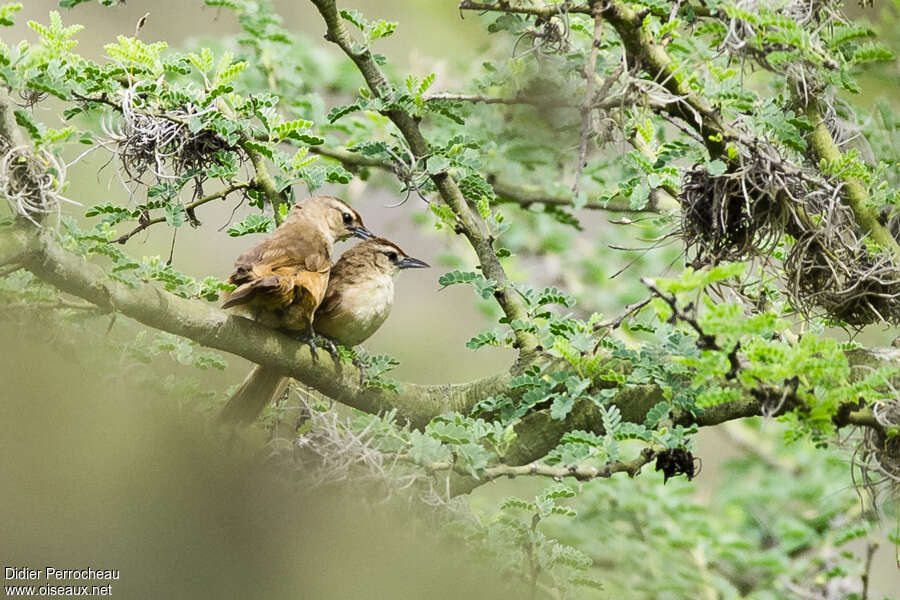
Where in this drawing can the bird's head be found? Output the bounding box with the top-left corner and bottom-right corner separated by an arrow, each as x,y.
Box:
351,238 -> 430,276
289,196 -> 373,241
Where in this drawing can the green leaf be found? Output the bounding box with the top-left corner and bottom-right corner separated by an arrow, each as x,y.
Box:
707,160 -> 727,176
165,203 -> 186,227
327,101 -> 363,123
369,19 -> 397,41
339,9 -> 365,31
438,270 -> 481,288
643,401 -> 671,428
226,214 -> 274,237
550,393 -> 574,420
466,330 -> 502,350
0,3 -> 21,26
851,43 -> 894,64
426,155 -> 451,175
13,110 -> 41,141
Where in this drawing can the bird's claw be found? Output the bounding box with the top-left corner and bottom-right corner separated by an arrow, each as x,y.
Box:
291,330 -> 319,360
315,336 -> 340,361
352,355 -> 367,387
304,336 -> 319,361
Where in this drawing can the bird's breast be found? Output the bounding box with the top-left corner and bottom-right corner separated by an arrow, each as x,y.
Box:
336,274 -> 394,345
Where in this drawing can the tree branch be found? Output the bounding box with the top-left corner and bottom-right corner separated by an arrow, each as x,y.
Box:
310,144 -> 667,212
424,92 -> 539,105
490,177 -> 668,212
572,5 -> 603,197
242,141 -> 287,226
0,222 -> 39,266
309,0 -> 539,353
422,446 -> 657,482
112,180 -> 252,244
802,96 -> 900,260
458,1 -> 592,17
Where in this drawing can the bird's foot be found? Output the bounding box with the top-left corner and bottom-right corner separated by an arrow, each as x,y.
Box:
290,330 -> 319,361
315,335 -> 340,362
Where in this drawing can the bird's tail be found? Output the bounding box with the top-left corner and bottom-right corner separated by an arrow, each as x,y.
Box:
219,364 -> 289,424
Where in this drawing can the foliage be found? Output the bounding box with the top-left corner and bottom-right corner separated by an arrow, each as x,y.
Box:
1,0 -> 899,597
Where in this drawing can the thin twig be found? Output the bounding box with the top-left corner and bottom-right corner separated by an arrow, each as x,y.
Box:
593,296 -> 652,331
572,7 -> 603,198
424,93 -> 538,105
861,541 -> 878,600
643,277 -> 742,378
112,180 -> 251,244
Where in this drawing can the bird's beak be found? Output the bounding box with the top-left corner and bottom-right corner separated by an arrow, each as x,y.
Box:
351,226 -> 374,240
398,256 -> 429,269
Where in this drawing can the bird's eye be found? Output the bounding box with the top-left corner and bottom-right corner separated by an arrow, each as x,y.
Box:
342,212 -> 353,225
386,251 -> 398,262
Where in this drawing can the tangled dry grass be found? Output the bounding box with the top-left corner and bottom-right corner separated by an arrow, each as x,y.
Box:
0,140 -> 80,226
719,0 -> 845,98
680,146 -> 900,326
852,399 -> 900,511
98,84 -> 239,199
261,385 -> 469,515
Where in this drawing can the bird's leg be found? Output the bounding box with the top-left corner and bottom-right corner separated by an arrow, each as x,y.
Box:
352,352 -> 367,387
295,318 -> 318,361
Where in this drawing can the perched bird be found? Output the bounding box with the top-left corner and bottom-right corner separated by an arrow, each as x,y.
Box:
220,237 -> 429,424
313,237 -> 430,346
222,195 -> 372,353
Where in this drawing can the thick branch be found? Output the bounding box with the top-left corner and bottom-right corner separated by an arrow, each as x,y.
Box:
309,0 -> 539,353
0,222 -> 39,266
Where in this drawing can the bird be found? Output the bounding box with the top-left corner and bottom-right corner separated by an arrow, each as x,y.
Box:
221,195 -> 372,355
219,237 -> 429,425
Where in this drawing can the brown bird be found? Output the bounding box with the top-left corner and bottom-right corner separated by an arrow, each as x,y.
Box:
222,195 -> 372,354
220,237 -> 429,424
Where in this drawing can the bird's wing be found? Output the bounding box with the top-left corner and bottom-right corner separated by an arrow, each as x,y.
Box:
224,226 -> 334,310
222,275 -> 281,309
315,287 -> 345,321
224,251 -> 332,311
296,251 -> 331,308
228,227 -> 330,285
